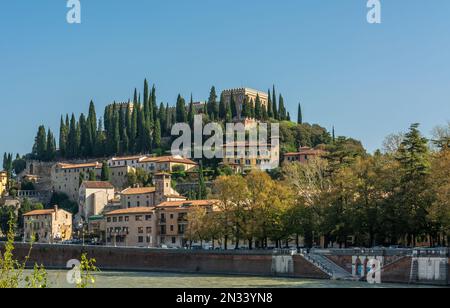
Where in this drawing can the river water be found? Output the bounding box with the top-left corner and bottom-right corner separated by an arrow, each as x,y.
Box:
34,271 -> 437,288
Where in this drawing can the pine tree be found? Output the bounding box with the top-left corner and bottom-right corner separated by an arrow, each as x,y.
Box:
297,103 -> 303,124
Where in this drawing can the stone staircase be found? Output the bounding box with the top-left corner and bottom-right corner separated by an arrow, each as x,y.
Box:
303,253 -> 358,281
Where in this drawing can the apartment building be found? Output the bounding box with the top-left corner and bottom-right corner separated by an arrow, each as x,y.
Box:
23,206 -> 72,243
105,207 -> 156,247
51,162 -> 133,202
155,200 -> 218,248
120,173 -> 186,209
138,156 -> 197,173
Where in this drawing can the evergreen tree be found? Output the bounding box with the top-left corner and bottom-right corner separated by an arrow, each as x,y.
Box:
32,125 -> 47,160
79,113 -> 88,157
278,94 -> 286,120
297,103 -> 303,124
255,94 -> 262,120
133,88 -> 138,104
219,94 -> 227,120
241,98 -> 249,119
176,94 -> 187,123
89,170 -> 96,181
188,95 -> 195,127
130,104 -> 138,151
197,162 -> 207,200
87,100 -> 97,155
151,85 -> 158,121
158,102 -> 166,136
230,91 -> 238,119
59,116 -> 68,157
225,99 -> 233,123
267,89 -> 273,118
207,86 -> 218,119
46,129 -> 56,161
153,118 -> 162,149
165,103 -> 171,136
101,161 -> 111,181
272,85 -> 278,120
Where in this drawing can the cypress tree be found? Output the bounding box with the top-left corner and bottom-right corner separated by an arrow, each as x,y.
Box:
79,113 -> 88,157
133,88 -> 138,104
143,79 -> 150,121
151,85 -> 158,121
219,94 -> 226,120
297,103 -> 303,124
130,104 -> 138,151
158,102 -> 166,136
75,121 -> 81,158
197,162 -> 207,200
176,94 -> 187,123
59,116 -> 67,157
208,86 -> 218,119
153,118 -> 162,149
278,94 -> 286,121
267,89 -> 273,118
46,129 -> 56,161
272,85 -> 278,120
225,100 -> 232,123
88,100 -> 97,154
33,126 -> 47,160
165,103 -> 171,136
188,95 -> 195,127
241,98 -> 249,119
255,94 -> 262,120
67,114 -> 77,158
101,161 -> 111,181
230,91 -> 238,119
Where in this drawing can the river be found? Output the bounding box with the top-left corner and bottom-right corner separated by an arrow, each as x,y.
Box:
31,271 -> 437,288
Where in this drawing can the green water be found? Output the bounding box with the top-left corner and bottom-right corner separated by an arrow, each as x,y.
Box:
33,271 -> 437,288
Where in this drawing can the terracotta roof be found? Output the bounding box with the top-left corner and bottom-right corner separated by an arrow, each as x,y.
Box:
165,194 -> 187,199
121,187 -> 156,195
111,155 -> 147,161
82,181 -> 114,189
140,156 -> 197,165
156,200 -> 219,209
58,162 -> 101,169
105,207 -> 155,216
23,209 -> 55,216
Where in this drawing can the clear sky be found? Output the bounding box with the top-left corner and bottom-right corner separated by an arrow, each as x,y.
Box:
1,0 -> 449,163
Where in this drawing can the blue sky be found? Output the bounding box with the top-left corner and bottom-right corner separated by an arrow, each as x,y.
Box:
1,0 -> 449,162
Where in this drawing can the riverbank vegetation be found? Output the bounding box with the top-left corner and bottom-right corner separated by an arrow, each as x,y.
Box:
186,123 -> 450,249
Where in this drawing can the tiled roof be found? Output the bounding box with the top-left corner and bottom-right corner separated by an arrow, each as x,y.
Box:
23,209 -> 55,216
120,187 -> 156,195
156,200 -> 219,209
82,181 -> 114,189
58,162 -> 101,169
140,156 -> 197,165
105,207 -> 155,216
111,155 -> 147,161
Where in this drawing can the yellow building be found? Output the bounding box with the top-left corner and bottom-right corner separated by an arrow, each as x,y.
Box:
221,141 -> 280,172
0,171 -> 7,197
23,206 -> 73,243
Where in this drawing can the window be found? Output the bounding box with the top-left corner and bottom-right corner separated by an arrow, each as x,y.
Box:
107,217 -> 111,223
125,216 -> 129,222
119,216 -> 123,222
135,215 -> 143,222
170,225 -> 174,232
113,217 -> 117,223
172,237 -> 176,244
137,201 -> 140,207
170,214 -> 174,219
128,202 -> 131,208
145,215 -> 152,221
146,227 -> 152,233
138,236 -> 144,243
138,227 -> 144,234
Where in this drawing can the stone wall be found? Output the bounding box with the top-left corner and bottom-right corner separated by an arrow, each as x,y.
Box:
0,243 -> 328,279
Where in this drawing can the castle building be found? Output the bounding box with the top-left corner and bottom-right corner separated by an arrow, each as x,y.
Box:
221,88 -> 269,120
